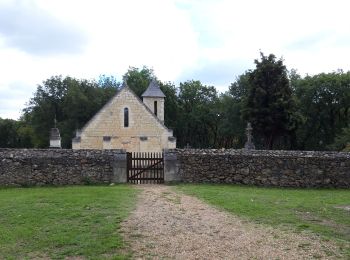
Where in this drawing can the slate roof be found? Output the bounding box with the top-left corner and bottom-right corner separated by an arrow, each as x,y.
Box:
142,79 -> 166,98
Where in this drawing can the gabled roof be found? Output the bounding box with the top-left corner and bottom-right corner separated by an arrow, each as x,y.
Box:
142,79 -> 166,98
77,81 -> 172,135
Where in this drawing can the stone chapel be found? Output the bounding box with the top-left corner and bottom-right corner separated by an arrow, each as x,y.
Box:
72,80 -> 176,152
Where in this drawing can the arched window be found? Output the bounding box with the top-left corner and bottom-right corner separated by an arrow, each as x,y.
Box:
154,101 -> 157,116
124,107 -> 129,127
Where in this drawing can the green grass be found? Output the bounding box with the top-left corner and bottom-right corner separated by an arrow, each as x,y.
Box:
0,185 -> 138,259
176,184 -> 350,255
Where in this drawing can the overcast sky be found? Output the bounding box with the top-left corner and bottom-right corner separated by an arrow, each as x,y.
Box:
1,0 -> 350,119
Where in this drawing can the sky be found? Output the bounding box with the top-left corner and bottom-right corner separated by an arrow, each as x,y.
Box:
1,0 -> 350,120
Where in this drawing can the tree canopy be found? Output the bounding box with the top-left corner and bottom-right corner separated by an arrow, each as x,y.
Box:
242,53 -> 298,149
1,56 -> 350,151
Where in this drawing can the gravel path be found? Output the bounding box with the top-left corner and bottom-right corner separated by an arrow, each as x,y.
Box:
121,185 -> 341,259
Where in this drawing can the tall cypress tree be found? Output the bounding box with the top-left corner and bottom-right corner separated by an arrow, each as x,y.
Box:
243,52 -> 297,149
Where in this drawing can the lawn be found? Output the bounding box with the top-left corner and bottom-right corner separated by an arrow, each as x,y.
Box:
0,185 -> 138,259
176,184 -> 350,256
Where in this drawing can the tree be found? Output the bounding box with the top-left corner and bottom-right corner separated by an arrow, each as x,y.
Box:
159,81 -> 179,131
0,118 -> 19,147
243,52 -> 298,149
23,76 -> 118,148
123,66 -> 155,97
0,118 -> 34,148
294,71 -> 350,150
215,73 -> 251,148
177,80 -> 219,148
329,127 -> 350,151
215,93 -> 245,148
229,73 -> 250,102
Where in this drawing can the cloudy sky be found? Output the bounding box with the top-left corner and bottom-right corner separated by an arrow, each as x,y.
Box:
1,0 -> 350,119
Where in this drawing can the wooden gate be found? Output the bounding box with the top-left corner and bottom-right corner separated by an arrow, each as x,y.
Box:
127,152 -> 164,184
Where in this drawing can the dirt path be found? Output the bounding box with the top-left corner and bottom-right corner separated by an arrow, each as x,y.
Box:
121,185 -> 341,259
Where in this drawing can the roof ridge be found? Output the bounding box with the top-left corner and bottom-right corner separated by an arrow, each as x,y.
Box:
142,79 -> 166,98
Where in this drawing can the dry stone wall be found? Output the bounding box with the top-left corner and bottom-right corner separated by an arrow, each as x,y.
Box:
1,148 -> 349,188
0,149 -> 126,186
168,149 -> 350,188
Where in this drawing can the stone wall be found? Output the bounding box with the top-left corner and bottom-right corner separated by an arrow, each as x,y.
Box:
0,149 -> 126,186
1,148 -> 349,188
166,149 -> 350,188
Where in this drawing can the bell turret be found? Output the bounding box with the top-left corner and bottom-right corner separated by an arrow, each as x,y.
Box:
142,79 -> 165,122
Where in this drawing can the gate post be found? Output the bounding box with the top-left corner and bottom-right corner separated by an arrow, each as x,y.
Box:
112,150 -> 127,183
163,149 -> 182,183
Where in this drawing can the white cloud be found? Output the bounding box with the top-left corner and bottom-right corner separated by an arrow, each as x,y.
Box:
1,0 -> 350,119
0,0 -> 87,55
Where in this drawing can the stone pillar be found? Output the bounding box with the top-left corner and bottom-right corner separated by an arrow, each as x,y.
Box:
49,128 -> 61,149
164,149 -> 182,183
112,152 -> 127,183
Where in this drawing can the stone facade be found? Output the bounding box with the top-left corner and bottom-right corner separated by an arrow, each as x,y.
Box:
0,148 -> 126,186
72,83 -> 176,152
165,149 -> 350,188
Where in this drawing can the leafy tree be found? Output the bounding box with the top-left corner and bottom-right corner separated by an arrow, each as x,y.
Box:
294,71 -> 350,150
98,74 -> 120,89
23,76 -> 67,147
229,73 -> 250,101
0,118 -> 19,147
123,66 -> 155,97
176,80 -> 219,148
217,73 -> 251,148
329,127 -> 350,151
0,118 -> 34,148
159,81 -> 179,131
243,52 -> 298,149
23,76 -> 118,148
214,94 -> 244,148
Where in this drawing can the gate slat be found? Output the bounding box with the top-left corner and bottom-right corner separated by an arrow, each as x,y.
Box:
133,152 -> 135,184
126,151 -> 164,184
134,152 -> 136,184
148,152 -> 150,184
143,152 -> 145,184
160,152 -> 162,184
157,152 -> 159,184
138,152 -> 140,184
150,152 -> 152,184
139,152 -> 141,184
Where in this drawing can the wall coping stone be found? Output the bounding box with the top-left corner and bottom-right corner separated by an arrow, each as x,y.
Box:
167,148 -> 350,159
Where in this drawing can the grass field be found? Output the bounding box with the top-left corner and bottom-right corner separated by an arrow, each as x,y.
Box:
1,184 -> 349,259
0,185 -> 138,259
176,184 -> 350,256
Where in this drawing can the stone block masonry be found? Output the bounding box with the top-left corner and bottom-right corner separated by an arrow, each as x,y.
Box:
0,149 -> 126,186
166,149 -> 350,188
